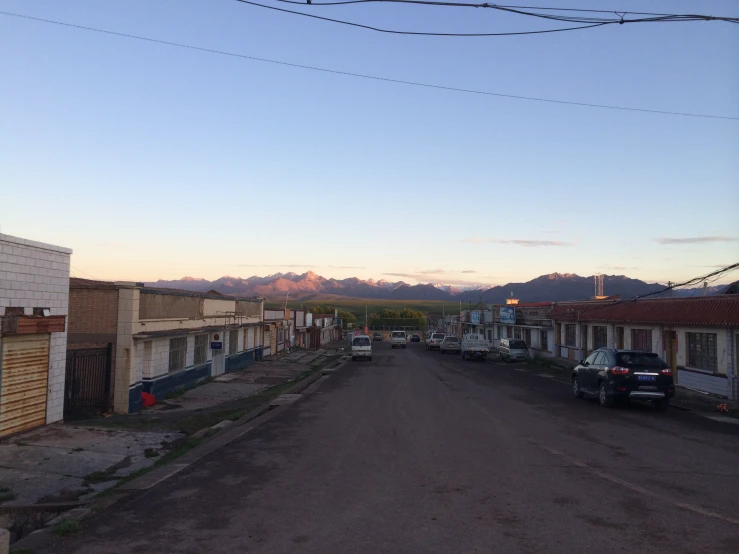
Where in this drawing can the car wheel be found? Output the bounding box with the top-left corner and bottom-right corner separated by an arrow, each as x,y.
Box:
598,381 -> 614,407
572,376 -> 584,399
369,357 -> 373,362
351,357 -> 356,361
653,398 -> 670,411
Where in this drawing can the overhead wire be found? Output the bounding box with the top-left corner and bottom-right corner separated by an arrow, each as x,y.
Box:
233,0 -> 611,35
1,10 -> 737,120
234,0 -> 739,35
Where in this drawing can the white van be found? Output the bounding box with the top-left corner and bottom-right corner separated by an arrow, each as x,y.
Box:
391,330 -> 407,348
352,335 -> 373,361
499,338 -> 529,361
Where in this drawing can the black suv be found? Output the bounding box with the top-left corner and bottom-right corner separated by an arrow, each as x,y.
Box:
572,349 -> 675,410
373,333 -> 382,341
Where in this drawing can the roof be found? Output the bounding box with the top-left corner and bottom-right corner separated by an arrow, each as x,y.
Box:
550,296 -> 739,327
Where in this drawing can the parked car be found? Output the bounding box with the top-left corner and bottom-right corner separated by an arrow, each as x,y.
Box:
373,333 -> 383,342
426,332 -> 445,350
440,336 -> 460,354
390,330 -> 407,348
461,333 -> 490,360
411,334 -> 421,343
572,349 -> 675,409
498,338 -> 529,361
351,335 -> 372,362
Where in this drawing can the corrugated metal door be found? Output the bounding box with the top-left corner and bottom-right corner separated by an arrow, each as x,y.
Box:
0,334 -> 50,438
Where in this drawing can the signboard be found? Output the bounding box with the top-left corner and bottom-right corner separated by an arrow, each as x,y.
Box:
470,311 -> 481,325
500,307 -> 516,324
211,341 -> 223,350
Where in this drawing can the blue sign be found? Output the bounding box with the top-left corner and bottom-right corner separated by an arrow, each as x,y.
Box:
210,341 -> 223,350
470,311 -> 481,325
500,307 -> 516,324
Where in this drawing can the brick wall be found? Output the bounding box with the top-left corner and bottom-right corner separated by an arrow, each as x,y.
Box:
67,286 -> 119,347
0,234 -> 72,424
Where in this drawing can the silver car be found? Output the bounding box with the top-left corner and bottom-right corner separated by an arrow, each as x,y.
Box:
440,336 -> 460,354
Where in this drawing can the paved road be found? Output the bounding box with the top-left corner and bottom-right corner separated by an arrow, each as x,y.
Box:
47,344 -> 739,553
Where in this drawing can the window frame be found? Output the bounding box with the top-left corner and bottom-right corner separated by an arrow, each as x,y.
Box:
565,324 -> 577,347
168,337 -> 187,373
686,332 -> 718,372
229,329 -> 239,356
540,330 -> 548,351
631,328 -> 653,352
194,334 -> 208,366
593,326 -> 608,350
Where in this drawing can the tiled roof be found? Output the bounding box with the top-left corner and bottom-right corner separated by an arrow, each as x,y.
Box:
550,296 -> 739,327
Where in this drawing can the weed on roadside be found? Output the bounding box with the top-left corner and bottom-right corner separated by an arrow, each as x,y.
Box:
53,519 -> 82,537
84,470 -> 121,485
0,486 -> 17,503
165,387 -> 187,400
144,448 -> 160,458
71,447 -> 84,452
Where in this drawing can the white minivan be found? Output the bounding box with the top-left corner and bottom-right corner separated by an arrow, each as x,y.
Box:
498,338 -> 529,361
352,335 -> 373,361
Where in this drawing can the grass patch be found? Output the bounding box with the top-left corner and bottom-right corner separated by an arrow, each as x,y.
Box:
84,470 -> 121,485
144,448 -> 160,458
165,386 -> 187,400
0,487 -> 17,503
72,447 -> 84,452
53,519 -> 82,537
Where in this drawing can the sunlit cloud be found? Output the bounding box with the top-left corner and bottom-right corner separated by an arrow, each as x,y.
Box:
657,236 -> 737,245
460,238 -> 574,247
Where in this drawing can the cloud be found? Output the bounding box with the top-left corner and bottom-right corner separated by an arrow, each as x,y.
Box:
460,238 -> 574,247
418,269 -> 445,275
461,270 -> 476,274
233,264 -> 365,270
328,265 -> 367,269
657,236 -> 737,245
601,264 -> 638,271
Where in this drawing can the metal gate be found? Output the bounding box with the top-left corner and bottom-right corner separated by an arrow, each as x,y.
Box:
64,345 -> 112,417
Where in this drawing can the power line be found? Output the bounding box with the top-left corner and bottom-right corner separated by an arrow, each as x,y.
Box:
234,0 -> 610,35
235,0 -> 739,35
2,11 -> 737,120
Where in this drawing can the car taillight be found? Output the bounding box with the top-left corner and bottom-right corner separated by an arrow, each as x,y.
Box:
610,366 -> 629,375
661,368 -> 672,375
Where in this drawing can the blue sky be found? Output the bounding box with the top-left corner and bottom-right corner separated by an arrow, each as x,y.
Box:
1,0 -> 737,287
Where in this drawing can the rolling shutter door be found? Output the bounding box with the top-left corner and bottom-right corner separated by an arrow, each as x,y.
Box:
0,334 -> 50,438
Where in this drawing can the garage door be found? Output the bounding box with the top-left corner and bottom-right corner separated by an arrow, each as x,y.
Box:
0,334 -> 50,438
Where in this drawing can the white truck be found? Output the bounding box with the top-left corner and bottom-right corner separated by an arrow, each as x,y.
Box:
390,330 -> 407,349
461,333 -> 491,361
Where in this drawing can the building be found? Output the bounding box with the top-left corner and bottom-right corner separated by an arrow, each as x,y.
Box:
263,307 -> 291,356
489,302 -> 556,358
291,308 -> 312,349
67,279 -> 263,414
0,234 -> 71,438
311,313 -> 338,347
550,296 -> 739,400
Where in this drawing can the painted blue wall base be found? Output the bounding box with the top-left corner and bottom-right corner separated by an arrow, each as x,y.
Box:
142,362 -> 212,401
128,382 -> 143,413
226,349 -> 258,373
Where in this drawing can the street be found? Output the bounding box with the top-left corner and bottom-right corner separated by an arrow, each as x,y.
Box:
46,343 -> 739,554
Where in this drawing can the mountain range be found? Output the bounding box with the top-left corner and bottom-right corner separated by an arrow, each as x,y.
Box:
146,271 -> 726,303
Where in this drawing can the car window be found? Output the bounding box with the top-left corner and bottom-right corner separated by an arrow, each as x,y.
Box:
432,333 -> 445,339
392,332 -> 405,338
353,337 -> 370,346
592,352 -> 606,365
444,337 -> 459,343
509,340 -> 527,349
584,352 -> 599,365
617,352 -> 666,368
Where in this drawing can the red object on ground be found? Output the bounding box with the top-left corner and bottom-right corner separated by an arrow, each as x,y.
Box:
141,392 -> 156,407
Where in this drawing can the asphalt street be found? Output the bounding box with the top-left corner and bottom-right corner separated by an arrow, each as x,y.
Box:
46,343 -> 739,553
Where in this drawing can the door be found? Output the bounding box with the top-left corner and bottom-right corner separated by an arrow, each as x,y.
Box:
0,334 -> 50,438
211,333 -> 225,376
580,351 -> 601,392
64,345 -> 112,418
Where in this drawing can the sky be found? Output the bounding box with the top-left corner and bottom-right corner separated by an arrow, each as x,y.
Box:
1,0 -> 738,288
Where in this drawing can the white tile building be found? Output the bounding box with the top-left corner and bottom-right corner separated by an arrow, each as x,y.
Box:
0,234 -> 72,437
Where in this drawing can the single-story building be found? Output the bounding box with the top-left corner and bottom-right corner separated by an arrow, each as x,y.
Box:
0,234 -> 71,438
67,279 -> 263,414
550,296 -> 739,400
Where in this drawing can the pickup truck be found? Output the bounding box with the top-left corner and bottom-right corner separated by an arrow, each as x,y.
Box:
461,333 -> 491,361
390,330 -> 407,348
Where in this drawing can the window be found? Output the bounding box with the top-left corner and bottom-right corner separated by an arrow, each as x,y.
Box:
229,329 -> 239,355
509,340 -> 527,349
565,324 -> 577,347
496,326 -> 501,339
617,352 -> 665,369
353,337 -> 371,346
506,326 -> 512,338
584,352 -> 599,365
687,332 -> 718,372
143,341 -> 152,377
246,327 -> 254,350
168,337 -> 187,372
514,327 -> 522,340
593,326 -> 608,350
523,328 -> 531,345
540,330 -> 548,351
194,334 -> 207,365
616,327 -> 624,349
593,352 -> 606,365
631,329 -> 652,352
